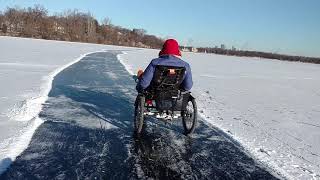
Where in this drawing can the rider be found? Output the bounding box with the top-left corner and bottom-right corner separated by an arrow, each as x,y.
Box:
136,39 -> 193,93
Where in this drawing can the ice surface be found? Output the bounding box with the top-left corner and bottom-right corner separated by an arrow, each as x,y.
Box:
119,49 -> 320,179
0,36 -> 134,174
1,36 -> 319,179
1,51 -> 280,179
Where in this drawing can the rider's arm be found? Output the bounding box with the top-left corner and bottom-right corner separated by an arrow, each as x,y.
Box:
137,60 -> 155,91
181,64 -> 193,91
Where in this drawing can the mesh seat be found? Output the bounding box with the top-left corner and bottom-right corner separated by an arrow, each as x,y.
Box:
151,65 -> 186,91
148,65 -> 189,111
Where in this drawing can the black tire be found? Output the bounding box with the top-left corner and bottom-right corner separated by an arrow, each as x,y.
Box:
134,95 -> 145,134
182,98 -> 197,135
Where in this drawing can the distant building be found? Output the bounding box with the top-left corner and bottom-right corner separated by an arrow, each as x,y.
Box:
181,46 -> 198,53
191,47 -> 198,53
181,47 -> 190,52
221,44 -> 226,49
232,46 -> 237,51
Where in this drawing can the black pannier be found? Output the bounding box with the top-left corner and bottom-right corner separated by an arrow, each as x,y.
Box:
155,90 -> 190,111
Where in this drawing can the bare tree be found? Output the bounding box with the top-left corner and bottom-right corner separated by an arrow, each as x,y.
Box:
102,17 -> 112,26
4,7 -> 23,34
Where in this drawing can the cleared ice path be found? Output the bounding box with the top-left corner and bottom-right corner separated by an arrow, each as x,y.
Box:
1,51 -> 280,179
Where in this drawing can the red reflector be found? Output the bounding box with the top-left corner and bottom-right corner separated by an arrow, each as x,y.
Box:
146,99 -> 153,105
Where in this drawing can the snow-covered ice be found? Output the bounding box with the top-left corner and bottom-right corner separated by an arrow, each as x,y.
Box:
119,49 -> 320,179
1,36 -> 319,179
0,36 -> 133,174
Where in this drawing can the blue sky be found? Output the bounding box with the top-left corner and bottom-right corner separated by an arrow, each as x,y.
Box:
1,0 -> 319,57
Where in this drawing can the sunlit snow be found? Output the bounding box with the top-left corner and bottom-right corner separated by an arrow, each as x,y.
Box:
119,49 -> 320,180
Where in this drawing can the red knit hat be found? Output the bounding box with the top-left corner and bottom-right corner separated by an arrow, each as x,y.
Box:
159,39 -> 181,57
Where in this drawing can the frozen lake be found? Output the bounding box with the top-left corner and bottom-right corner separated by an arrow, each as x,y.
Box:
1,36 -> 319,179
119,49 -> 320,179
1,51 -> 278,179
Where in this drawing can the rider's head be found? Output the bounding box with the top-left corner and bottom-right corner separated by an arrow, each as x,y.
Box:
159,39 -> 181,58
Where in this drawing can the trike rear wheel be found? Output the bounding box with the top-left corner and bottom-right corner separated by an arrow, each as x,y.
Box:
182,98 -> 197,135
134,95 -> 145,134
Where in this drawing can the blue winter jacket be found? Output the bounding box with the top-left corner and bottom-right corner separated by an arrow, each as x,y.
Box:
136,55 -> 193,92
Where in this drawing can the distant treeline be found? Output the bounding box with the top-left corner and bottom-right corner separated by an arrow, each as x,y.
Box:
0,5 -> 164,48
182,46 -> 320,64
0,5 -> 319,64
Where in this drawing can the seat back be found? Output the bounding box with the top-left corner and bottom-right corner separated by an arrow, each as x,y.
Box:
151,65 -> 186,91
150,65 -> 187,111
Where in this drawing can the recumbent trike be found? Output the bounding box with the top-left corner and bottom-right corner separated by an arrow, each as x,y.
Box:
133,65 -> 197,135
